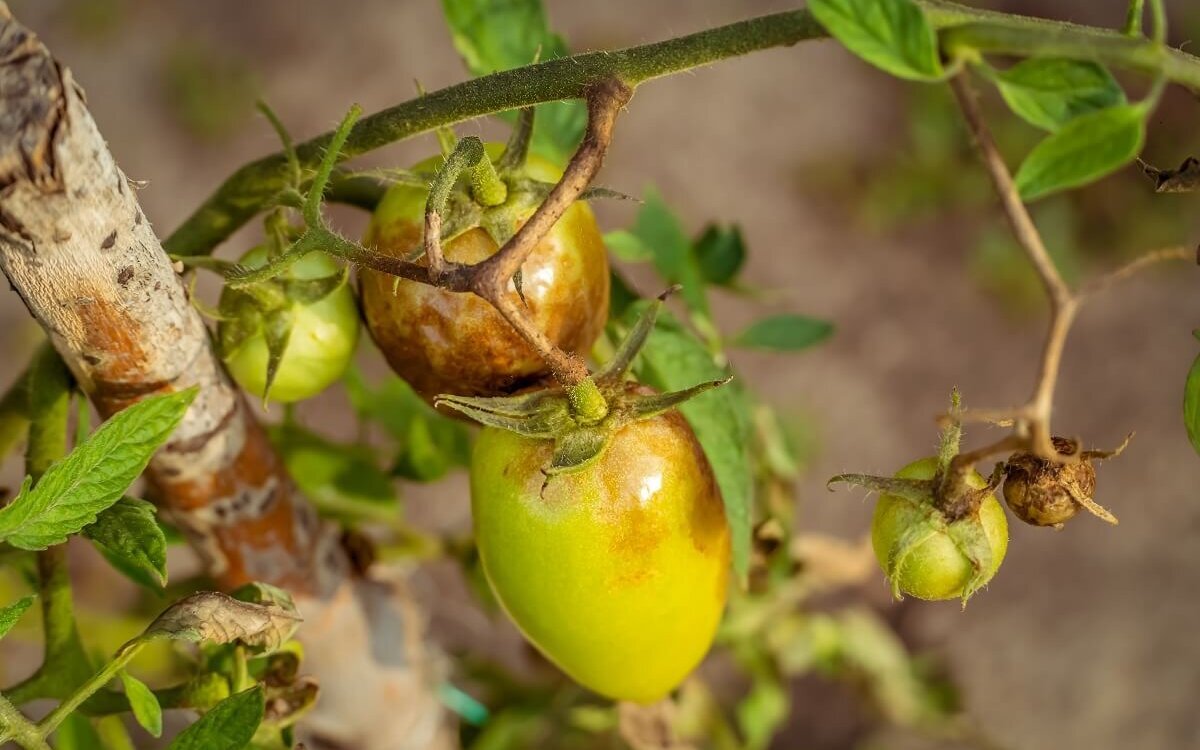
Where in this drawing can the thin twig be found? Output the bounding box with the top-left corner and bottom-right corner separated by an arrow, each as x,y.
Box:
1079,246 -> 1193,297
947,71 -> 1194,468
949,75 -> 1070,311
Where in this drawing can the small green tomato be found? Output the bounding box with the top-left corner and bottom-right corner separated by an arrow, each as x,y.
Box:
219,248 -> 359,403
870,457 -> 1009,601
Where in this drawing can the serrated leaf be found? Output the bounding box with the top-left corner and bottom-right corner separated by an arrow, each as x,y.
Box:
121,671 -> 163,738
733,314 -> 834,352
1184,351 -> 1200,456
440,0 -> 584,164
989,58 -> 1125,132
619,305 -> 753,580
83,497 -> 167,588
343,368 -> 471,482
694,224 -> 746,286
628,188 -> 709,316
809,0 -> 943,81
143,591 -> 301,652
0,594 -> 35,640
1015,104 -> 1147,202
0,388 -> 197,550
168,686 -> 265,750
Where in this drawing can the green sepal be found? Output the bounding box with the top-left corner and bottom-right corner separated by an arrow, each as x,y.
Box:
216,294 -> 261,360
884,505 -> 943,600
596,288 -> 672,382
946,514 -> 993,607
436,288 -> 732,474
825,475 -> 933,505
261,310 -> 294,407
549,426 -> 612,475
280,266 -> 348,305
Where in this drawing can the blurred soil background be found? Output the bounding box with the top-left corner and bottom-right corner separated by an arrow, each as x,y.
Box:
1,1 -> 1198,748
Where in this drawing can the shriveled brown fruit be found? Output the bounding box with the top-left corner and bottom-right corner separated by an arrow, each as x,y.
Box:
1002,436 -> 1117,528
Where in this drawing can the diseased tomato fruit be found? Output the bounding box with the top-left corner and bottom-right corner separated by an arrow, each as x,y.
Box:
219,248 -> 359,403
360,148 -> 609,400
1002,436 -> 1117,528
469,401 -> 731,703
871,457 -> 1008,601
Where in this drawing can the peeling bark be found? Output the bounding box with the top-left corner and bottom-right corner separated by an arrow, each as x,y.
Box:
0,5 -> 450,746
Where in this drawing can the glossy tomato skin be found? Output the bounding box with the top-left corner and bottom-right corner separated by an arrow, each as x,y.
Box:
360,150 -> 609,400
220,248 -> 359,403
871,458 -> 1008,600
470,408 -> 731,703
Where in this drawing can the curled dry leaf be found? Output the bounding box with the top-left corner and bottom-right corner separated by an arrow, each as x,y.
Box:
790,533 -> 877,590
142,590 -> 302,652
617,699 -> 696,750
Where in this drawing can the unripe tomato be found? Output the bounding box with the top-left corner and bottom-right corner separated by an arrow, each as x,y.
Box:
469,407 -> 730,703
219,248 -> 359,403
360,148 -> 609,400
870,458 -> 1008,601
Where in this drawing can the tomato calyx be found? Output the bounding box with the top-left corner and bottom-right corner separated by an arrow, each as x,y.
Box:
436,290 -> 730,474
179,223 -> 350,405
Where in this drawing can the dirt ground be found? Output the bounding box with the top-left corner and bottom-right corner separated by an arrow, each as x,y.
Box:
2,1 -> 1199,749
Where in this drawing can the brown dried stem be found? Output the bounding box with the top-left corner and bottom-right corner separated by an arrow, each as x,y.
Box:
468,78 -> 631,386
946,72 -> 1191,475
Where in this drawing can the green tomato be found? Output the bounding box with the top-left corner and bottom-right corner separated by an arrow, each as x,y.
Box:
219,248 -> 359,403
870,457 -> 1009,601
360,146 -> 609,400
469,407 -> 730,703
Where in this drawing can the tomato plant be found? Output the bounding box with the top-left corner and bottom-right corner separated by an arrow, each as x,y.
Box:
0,0 -> 1197,748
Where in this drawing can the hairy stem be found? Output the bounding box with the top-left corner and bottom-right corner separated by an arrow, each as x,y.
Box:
164,1 -> 1200,258
0,693 -> 49,750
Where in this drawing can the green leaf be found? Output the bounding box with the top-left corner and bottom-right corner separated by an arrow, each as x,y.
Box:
1184,350 -> 1200,456
989,58 -> 1125,132
121,671 -> 163,738
733,314 -> 834,352
735,663 -> 788,750
604,229 -> 654,263
168,686 -> 265,750
343,368 -> 471,482
0,594 -> 35,640
440,0 -> 584,164
269,422 -> 395,511
0,388 -> 197,550
83,497 -> 168,588
628,188 -> 710,316
809,0 -> 943,81
1015,104 -> 1147,202
694,224 -> 746,286
619,305 -> 753,580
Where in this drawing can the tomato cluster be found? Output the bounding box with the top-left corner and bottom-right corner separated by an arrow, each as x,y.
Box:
212,142 -> 730,703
